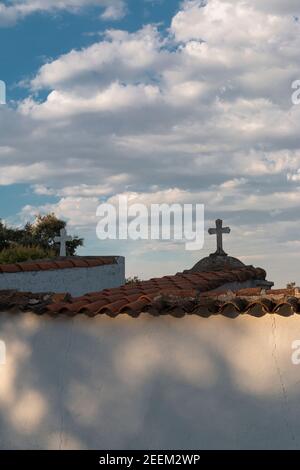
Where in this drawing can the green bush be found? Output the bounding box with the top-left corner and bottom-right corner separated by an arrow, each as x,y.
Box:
125,276 -> 142,285
0,213 -> 83,256
0,245 -> 56,265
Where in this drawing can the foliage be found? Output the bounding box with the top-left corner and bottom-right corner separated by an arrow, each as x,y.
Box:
0,245 -> 56,264
0,213 -> 83,259
125,276 -> 142,285
26,214 -> 83,256
0,220 -> 24,251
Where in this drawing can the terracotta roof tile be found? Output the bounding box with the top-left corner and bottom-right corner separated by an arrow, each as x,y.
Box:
98,299 -> 129,316
52,293 -> 71,303
0,257 -> 117,274
266,288 -> 298,296
120,298 -> 152,317
62,301 -> 89,313
46,302 -> 69,314
78,300 -> 109,315
17,262 -> 40,272
0,265 -> 286,318
54,260 -> 75,269
0,264 -> 22,273
233,287 -> 263,296
68,259 -> 89,268
36,262 -> 58,271
42,265 -> 267,316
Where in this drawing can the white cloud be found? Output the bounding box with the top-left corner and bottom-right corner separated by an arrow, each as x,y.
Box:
32,173 -> 130,197
171,0 -> 297,44
2,0 -> 300,283
30,26 -> 165,90
0,0 -> 126,25
20,196 -> 99,228
20,82 -> 161,119
100,1 -> 126,20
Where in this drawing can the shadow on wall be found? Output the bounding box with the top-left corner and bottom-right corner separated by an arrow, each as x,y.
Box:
0,312 -> 299,449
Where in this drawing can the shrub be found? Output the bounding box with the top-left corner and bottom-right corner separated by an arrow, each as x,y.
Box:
125,276 -> 142,285
0,213 -> 83,257
27,213 -> 83,255
0,245 -> 56,265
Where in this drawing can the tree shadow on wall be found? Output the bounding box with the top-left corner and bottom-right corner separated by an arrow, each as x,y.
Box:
0,312 -> 299,450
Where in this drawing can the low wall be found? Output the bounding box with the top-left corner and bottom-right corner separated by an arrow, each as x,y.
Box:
0,257 -> 125,296
0,312 -> 300,449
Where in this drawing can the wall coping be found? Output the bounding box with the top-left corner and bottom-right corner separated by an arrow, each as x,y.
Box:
0,256 -> 120,274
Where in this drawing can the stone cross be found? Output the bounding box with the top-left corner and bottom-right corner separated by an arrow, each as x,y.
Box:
54,228 -> 72,257
208,219 -> 231,256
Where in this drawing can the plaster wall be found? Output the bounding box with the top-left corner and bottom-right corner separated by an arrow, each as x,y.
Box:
0,257 -> 125,296
0,311 -> 300,449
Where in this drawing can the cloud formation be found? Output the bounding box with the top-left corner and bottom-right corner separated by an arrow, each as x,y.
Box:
0,0 -> 126,25
2,0 -> 300,282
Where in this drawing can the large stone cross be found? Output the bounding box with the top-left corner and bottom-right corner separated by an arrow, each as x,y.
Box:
54,228 -> 72,257
208,219 -> 231,256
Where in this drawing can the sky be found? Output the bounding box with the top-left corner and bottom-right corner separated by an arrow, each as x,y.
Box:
0,0 -> 300,286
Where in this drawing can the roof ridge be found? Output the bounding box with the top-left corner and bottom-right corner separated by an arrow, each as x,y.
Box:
45,265 -> 267,316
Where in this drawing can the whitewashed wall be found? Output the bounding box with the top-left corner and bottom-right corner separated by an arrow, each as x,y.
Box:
0,312 -> 299,450
0,257 -> 125,296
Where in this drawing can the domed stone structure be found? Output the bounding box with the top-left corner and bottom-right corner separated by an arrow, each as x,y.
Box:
188,253 -> 245,273
184,218 -> 273,290
187,219 -> 246,273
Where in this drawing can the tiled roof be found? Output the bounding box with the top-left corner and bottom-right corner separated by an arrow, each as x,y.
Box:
2,285 -> 299,318
165,287 -> 300,317
46,266 -> 266,316
0,256 -> 118,273
0,265 -> 267,316
48,286 -> 300,318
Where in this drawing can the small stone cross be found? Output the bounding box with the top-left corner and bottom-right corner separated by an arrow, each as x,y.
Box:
54,228 -> 72,257
208,219 -> 231,256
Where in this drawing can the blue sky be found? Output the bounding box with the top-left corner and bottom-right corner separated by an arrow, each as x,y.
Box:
0,0 -> 300,286
1,1 -> 179,98
0,0 -> 180,215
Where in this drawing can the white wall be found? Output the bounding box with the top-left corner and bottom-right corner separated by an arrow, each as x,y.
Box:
0,257 -> 125,296
0,311 -> 300,450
